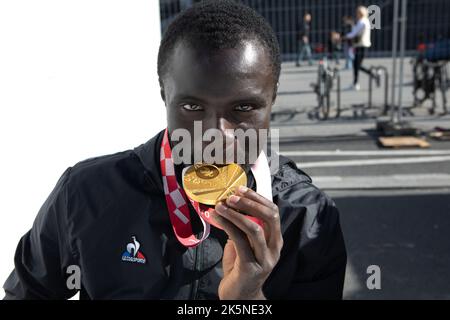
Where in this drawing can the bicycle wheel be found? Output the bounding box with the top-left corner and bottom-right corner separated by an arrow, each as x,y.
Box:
318,75 -> 332,120
321,90 -> 331,120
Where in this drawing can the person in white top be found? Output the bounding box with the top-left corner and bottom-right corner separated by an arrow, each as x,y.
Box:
344,6 -> 375,91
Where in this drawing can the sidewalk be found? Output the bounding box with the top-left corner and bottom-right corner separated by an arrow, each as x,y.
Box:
272,58 -> 450,140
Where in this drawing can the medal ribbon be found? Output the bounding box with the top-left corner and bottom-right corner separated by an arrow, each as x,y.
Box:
160,128 -> 269,248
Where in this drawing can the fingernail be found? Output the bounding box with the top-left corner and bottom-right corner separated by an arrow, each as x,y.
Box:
239,185 -> 248,193
228,195 -> 239,204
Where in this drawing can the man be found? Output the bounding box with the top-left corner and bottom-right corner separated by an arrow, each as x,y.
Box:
344,6 -> 378,91
296,13 -> 313,67
3,1 -> 346,300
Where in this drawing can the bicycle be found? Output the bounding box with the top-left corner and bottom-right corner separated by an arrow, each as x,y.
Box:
412,57 -> 449,115
310,57 -> 341,120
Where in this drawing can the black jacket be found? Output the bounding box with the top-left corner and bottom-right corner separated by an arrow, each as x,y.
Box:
298,21 -> 311,41
3,130 -> 347,300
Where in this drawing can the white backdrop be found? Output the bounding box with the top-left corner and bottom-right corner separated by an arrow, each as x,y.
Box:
0,0 -> 165,299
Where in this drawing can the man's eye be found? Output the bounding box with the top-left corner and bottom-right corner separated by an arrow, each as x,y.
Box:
235,105 -> 254,112
182,104 -> 203,111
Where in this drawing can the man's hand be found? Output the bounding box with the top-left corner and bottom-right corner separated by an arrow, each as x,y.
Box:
213,185 -> 283,300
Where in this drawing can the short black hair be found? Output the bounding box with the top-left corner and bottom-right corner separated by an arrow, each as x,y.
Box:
157,0 -> 281,84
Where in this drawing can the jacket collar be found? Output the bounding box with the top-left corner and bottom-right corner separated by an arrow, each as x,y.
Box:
133,129 -> 166,194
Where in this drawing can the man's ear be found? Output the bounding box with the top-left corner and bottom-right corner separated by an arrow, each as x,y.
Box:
159,78 -> 166,104
271,82 -> 279,104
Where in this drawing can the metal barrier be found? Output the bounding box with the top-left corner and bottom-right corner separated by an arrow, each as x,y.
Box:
349,65 -> 389,120
368,65 -> 390,115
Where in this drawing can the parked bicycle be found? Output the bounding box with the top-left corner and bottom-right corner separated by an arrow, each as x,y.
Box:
310,57 -> 341,120
412,58 -> 449,115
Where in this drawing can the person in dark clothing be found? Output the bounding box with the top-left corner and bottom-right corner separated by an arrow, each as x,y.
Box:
3,0 -> 347,300
296,13 -> 314,67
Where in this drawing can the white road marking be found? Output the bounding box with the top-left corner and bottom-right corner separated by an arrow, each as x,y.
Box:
282,150 -> 450,157
310,174 -> 450,189
296,155 -> 450,168
313,174 -> 450,182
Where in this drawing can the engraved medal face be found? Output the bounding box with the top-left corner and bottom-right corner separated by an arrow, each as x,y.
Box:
183,163 -> 247,206
193,164 -> 220,180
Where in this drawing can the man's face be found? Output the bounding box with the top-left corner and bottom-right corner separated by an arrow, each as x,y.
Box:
160,39 -> 277,165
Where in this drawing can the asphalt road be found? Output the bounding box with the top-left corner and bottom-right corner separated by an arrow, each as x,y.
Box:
277,134 -> 450,299
333,189 -> 450,300
274,59 -> 450,298
279,138 -> 450,179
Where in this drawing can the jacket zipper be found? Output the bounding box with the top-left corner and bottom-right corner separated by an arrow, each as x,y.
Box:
190,241 -> 201,299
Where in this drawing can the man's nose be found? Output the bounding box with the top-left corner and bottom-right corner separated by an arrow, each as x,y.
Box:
217,117 -> 235,139
203,115 -> 235,134
201,115 -> 244,164
202,116 -> 236,146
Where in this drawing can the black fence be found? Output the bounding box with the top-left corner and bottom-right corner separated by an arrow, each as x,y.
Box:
160,0 -> 450,60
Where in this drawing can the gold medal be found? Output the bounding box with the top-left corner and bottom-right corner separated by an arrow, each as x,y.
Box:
182,163 -> 247,206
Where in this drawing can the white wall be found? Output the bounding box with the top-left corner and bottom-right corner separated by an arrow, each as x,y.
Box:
0,0 -> 166,299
